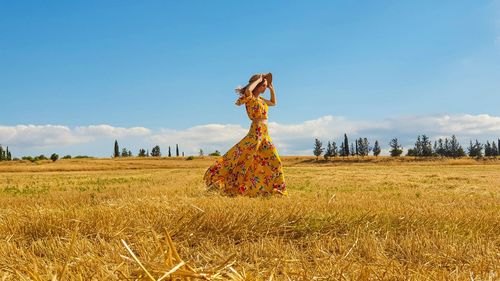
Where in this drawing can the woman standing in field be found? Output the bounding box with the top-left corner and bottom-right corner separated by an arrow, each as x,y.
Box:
203,73 -> 287,196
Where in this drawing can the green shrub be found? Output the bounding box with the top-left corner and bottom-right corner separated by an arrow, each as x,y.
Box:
50,153 -> 59,162
22,156 -> 34,162
209,150 -> 221,156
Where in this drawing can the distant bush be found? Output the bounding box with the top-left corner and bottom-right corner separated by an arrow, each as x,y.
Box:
36,155 -> 48,161
389,138 -> 403,157
151,145 -> 161,157
50,153 -> 59,162
21,155 -> 52,162
22,156 -> 34,162
74,155 -> 92,159
62,155 -> 72,159
186,156 -> 195,160
138,149 -> 147,157
209,150 -> 221,157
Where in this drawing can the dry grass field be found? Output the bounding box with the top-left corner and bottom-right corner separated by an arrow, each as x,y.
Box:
0,156 -> 499,280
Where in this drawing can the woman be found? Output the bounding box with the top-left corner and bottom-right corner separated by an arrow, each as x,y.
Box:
203,73 -> 287,196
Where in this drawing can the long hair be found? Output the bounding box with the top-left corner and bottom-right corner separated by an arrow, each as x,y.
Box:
234,85 -> 247,96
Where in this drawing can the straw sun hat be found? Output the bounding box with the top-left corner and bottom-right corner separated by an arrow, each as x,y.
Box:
249,72 -> 272,84
235,72 -> 273,96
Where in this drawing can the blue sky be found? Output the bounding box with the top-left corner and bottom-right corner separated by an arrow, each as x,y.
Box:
1,1 -> 500,157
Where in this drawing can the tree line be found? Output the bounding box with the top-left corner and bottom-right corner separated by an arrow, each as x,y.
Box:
1,141 -> 221,162
314,134 -> 500,160
314,134 -> 382,160
1,144 -> 69,162
113,140 -> 185,158
19,154 -> 90,162
405,135 -> 499,158
1,143 -> 96,163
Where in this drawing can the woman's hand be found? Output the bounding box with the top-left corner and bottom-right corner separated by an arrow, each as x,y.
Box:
246,74 -> 264,95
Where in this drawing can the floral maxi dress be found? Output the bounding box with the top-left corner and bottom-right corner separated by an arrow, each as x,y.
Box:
203,93 -> 287,196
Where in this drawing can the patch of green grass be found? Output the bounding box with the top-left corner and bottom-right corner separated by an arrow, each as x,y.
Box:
2,185 -> 49,195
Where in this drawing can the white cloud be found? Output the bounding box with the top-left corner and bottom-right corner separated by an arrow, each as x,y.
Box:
149,124 -> 248,154
264,114 -> 499,155
0,124 -> 150,150
1,114 -> 500,157
0,125 -> 90,148
383,114 -> 500,137
75,125 -> 150,138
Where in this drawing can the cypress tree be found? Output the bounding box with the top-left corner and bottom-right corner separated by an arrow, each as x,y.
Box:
360,138 -> 370,157
436,138 -> 445,156
344,134 -> 349,157
331,141 -> 338,157
414,135 -> 422,156
467,140 -> 474,157
449,135 -> 458,157
444,138 -> 451,157
114,140 -> 120,158
467,140 -> 483,158
476,140 -> 483,157
389,138 -> 403,157
313,138 -> 323,161
410,134 -> 432,157
176,144 -> 179,157
421,135 -> 432,156
456,146 -> 466,158
491,141 -> 498,157
485,141 -> 492,157
339,141 -> 345,157
373,140 -> 381,156
324,141 -> 332,160
350,143 -> 355,156
449,135 -> 465,158
168,146 -> 171,157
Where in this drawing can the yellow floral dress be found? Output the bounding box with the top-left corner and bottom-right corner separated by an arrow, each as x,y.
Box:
203,93 -> 287,196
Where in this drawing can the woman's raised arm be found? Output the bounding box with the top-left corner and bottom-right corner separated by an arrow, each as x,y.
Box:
235,75 -> 264,106
263,82 -> 276,106
245,75 -> 263,96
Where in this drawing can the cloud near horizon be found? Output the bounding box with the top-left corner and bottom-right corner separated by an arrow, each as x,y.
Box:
1,114 -> 500,157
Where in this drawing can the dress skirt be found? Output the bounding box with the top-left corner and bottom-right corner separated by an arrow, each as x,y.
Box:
203,121 -> 287,196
